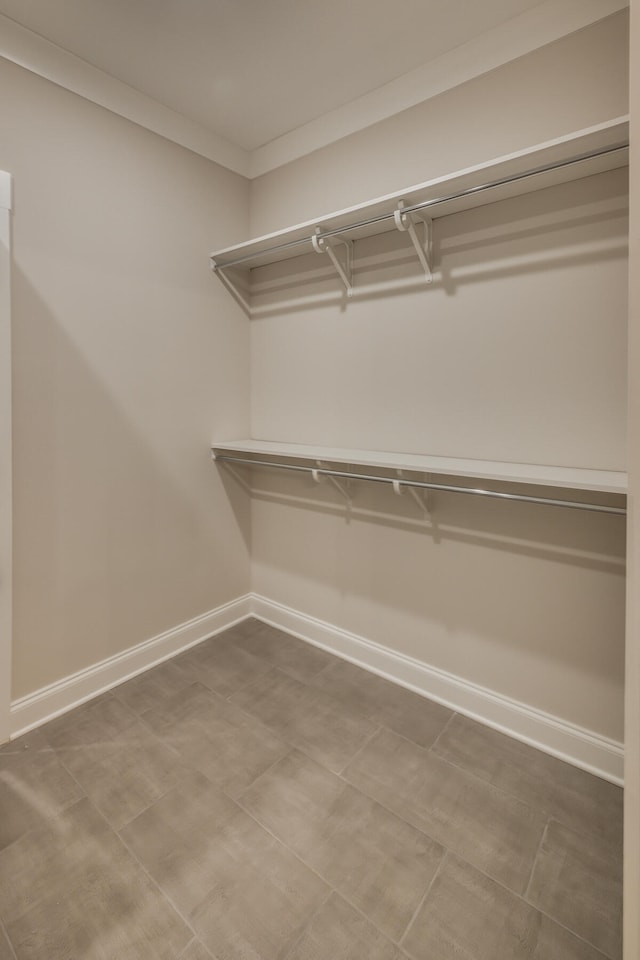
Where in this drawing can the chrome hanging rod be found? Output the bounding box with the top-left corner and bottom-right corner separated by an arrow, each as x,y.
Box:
215,455 -> 626,516
211,142 -> 628,272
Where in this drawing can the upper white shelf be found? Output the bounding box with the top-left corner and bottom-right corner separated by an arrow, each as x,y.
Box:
211,439 -> 627,495
210,117 -> 629,272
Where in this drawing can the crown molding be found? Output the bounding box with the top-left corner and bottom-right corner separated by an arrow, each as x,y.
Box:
250,0 -> 629,178
0,1 -> 629,180
0,13 -> 249,177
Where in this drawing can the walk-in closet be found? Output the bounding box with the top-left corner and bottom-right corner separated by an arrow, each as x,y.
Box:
0,3 -> 638,959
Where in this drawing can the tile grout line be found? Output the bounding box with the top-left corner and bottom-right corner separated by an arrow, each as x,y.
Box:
49,725 -> 197,836
362,718 -> 554,826
0,916 -> 18,960
522,818 -> 549,902
177,936 -> 215,960
49,761 -> 201,949
279,888 -> 334,960
336,724 -> 384,778
221,665 -> 382,774
233,794 -> 338,894
115,823 -> 205,949
398,849 -> 449,952
426,710 -> 457,754
1,778 -> 199,958
229,745 -> 297,803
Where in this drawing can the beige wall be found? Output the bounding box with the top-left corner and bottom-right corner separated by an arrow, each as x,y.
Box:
248,15 -> 629,743
251,171 -> 628,470
0,58 -> 252,699
625,1 -> 639,955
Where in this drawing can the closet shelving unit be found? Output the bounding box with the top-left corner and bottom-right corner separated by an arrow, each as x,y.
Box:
211,116 -> 629,517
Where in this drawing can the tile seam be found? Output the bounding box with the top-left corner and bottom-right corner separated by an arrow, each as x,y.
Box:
426,710 -> 458,753
0,916 -> 18,960
278,888 -> 334,960
399,848 -> 449,951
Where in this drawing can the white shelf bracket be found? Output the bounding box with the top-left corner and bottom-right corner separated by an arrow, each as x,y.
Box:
313,461 -> 353,503
394,201 -> 433,283
312,228 -> 354,297
394,472 -> 432,519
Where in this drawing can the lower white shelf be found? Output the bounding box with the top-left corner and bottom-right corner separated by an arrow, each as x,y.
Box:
211,439 -> 627,497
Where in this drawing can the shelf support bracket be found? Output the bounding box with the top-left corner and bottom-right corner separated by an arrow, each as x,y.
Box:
312,461 -> 353,503
394,201 -> 433,283
393,472 -> 431,519
312,228 -> 354,297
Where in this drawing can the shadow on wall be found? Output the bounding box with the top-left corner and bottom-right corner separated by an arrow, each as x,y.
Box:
245,169 -> 628,317
10,268 -> 251,700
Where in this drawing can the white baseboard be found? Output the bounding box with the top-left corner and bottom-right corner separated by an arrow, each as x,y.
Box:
10,594 -> 252,738
9,589 -> 624,785
250,594 -> 624,786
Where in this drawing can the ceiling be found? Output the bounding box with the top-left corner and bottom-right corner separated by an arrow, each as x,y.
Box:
0,0 -> 581,150
0,0 -> 628,174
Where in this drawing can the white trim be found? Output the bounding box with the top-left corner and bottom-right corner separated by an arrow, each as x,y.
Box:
0,14 -> 249,177
9,595 -> 252,738
8,588 -> 624,785
250,594 -> 624,785
0,171 -> 12,745
250,0 -> 630,177
0,3 -> 628,179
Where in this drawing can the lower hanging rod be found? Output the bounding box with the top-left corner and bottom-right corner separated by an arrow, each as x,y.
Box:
214,456 -> 626,516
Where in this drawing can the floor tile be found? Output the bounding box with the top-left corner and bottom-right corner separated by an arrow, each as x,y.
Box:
0,797 -> 128,924
232,622 -> 336,682
432,714 -> 623,847
56,725 -> 188,830
39,693 -> 140,749
311,658 -> 453,749
121,773 -> 329,960
0,748 -> 85,851
344,727 -> 545,894
119,771 -> 242,916
112,660 -> 195,716
0,795 -> 191,960
230,669 -> 378,773
173,632 -> 274,698
6,859 -> 190,960
190,815 -> 329,960
140,682 -> 289,794
527,820 -> 622,958
402,853 -> 609,960
1,635 -> 623,960
240,750 -> 443,940
285,893 -> 401,960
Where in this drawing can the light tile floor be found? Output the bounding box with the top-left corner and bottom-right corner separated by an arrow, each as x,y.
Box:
0,618 -> 623,959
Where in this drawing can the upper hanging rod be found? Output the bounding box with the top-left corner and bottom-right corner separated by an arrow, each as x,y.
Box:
211,142 -> 628,273
214,455 -> 626,516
